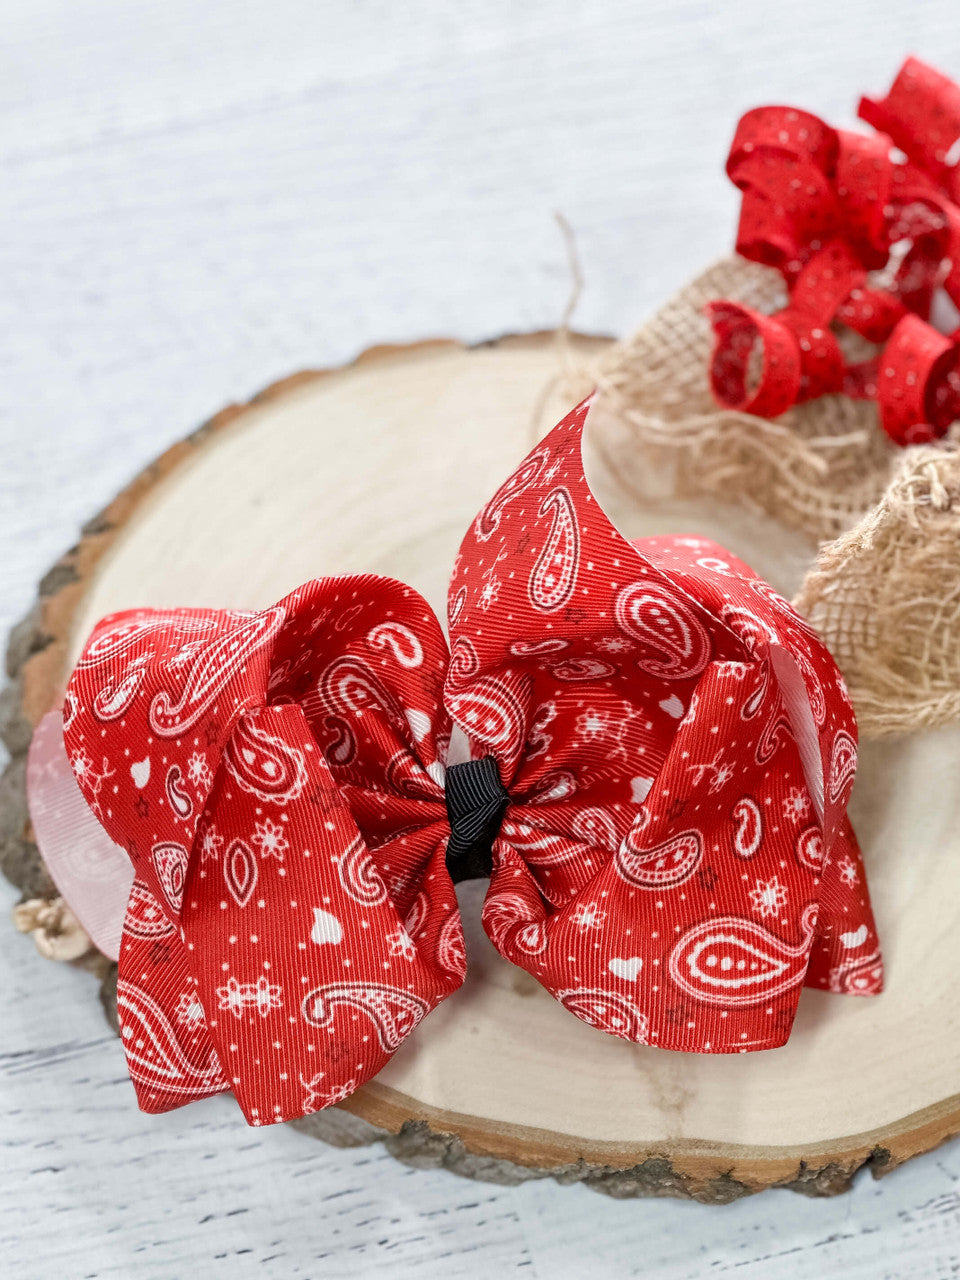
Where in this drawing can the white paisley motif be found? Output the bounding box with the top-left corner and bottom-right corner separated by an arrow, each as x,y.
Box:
151,842 -> 189,913
165,765 -> 193,819
77,615 -> 217,669
124,881 -> 176,939
719,604 -> 778,655
755,707 -> 792,765
828,951 -> 883,995
447,636 -> 479,688
668,904 -> 817,1006
474,448 -> 548,540
320,714 -> 357,766
315,654 -> 406,729
615,829 -> 703,889
366,621 -> 424,669
555,988 -> 649,1043
795,826 -> 824,872
528,487 -> 579,612
449,585 -> 467,627
437,911 -> 467,978
794,648 -> 827,726
829,731 -> 858,804
300,982 -> 428,1052
509,638 -> 568,656
482,890 -> 547,955
116,980 -> 224,1096
148,608 -> 285,737
731,797 -> 762,858
571,807 -> 619,852
500,819 -> 576,866
527,770 -> 577,804
615,582 -> 711,679
336,835 -> 388,906
223,714 -> 307,804
92,654 -> 150,721
446,675 -> 526,750
550,657 -> 616,681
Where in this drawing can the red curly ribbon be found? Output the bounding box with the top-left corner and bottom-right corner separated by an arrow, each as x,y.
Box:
49,396 -> 882,1126
709,57 -> 960,444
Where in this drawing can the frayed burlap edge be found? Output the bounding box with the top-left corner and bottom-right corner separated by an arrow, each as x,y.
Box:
796,444 -> 960,735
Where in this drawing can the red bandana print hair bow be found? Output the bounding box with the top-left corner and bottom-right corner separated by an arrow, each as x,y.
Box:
64,397 -> 881,1125
707,57 -> 960,445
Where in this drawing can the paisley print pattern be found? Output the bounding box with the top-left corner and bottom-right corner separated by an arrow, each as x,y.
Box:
795,825 -> 824,872
482,889 -> 548,956
222,713 -> 307,804
550,657 -> 616,681
669,905 -> 819,1006
165,765 -> 193,820
92,655 -> 150,721
366,621 -> 424,669
148,609 -> 284,737
614,582 -> 711,679
336,835 -> 389,907
828,951 -> 884,995
315,654 -> 406,730
555,988 -> 649,1043
446,672 -> 529,772
223,838 -> 258,908
447,635 -> 479,687
59,394 -> 880,1128
528,487 -> 579,612
124,882 -> 176,939
829,730 -> 858,803
473,447 -> 548,539
571,807 -> 619,853
116,980 -> 225,1098
615,830 -> 703,889
731,797 -> 762,858
301,983 -> 429,1053
436,911 -> 467,978
151,842 -> 189,914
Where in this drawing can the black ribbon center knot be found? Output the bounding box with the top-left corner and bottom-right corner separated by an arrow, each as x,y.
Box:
444,755 -> 509,881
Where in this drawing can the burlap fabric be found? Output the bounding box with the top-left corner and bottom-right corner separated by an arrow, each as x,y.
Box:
584,257 -> 960,739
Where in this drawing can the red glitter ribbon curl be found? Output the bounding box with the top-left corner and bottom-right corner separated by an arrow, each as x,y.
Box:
707,57 -> 960,444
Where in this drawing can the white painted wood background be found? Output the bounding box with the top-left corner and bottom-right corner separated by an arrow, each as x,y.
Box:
2,1 -> 960,1274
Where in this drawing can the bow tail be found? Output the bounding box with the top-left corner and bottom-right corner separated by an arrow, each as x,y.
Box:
181,703 -> 459,1125
804,817 -> 883,996
114,905 -> 230,1113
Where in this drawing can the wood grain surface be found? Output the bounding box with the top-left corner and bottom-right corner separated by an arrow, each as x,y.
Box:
3,1 -> 960,1274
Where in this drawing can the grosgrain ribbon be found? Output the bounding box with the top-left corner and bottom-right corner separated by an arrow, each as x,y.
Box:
50,396 -> 881,1126
707,57 -> 960,444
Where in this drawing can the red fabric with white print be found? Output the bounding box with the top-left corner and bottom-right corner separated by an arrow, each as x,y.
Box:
64,395 -> 881,1126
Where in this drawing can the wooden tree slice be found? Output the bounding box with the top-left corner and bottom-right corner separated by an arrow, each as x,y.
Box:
4,332 -> 960,1202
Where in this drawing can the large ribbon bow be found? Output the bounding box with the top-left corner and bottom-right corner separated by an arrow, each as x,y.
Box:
64,397 -> 881,1125
708,57 -> 960,444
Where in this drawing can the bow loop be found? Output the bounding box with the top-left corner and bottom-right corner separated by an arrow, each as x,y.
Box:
66,604 -> 286,920
709,58 -> 960,442
859,56 -> 960,202
440,398 -> 877,1052
64,577 -> 464,1120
